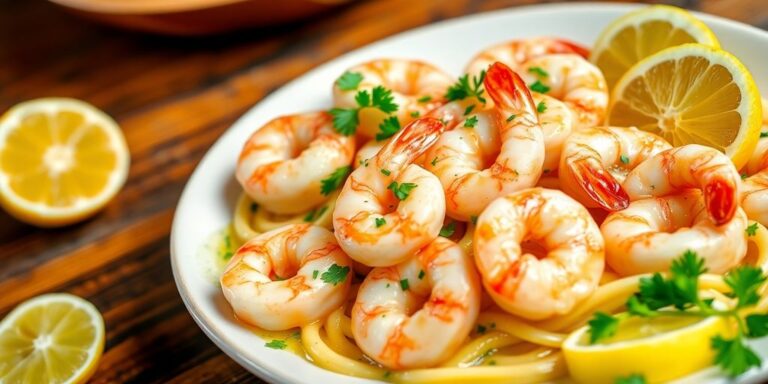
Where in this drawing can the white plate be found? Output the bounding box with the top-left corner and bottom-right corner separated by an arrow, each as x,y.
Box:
171,3 -> 768,383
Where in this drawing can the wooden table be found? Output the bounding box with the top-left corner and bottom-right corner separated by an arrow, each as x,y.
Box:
1,0 -> 765,382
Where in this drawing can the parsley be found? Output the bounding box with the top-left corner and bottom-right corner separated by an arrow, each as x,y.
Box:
321,264 -> 350,286
417,95 -> 432,103
439,222 -> 456,237
464,105 -> 475,116
529,80 -> 550,94
330,85 -> 399,135
265,340 -> 287,350
250,203 -> 258,212
376,116 -> 401,141
528,66 -> 549,78
464,115 -> 478,128
620,154 -> 630,164
761,131 -> 768,138
381,169 -> 391,176
336,71 -> 363,91
387,181 -> 417,201
614,374 -> 647,384
445,70 -> 487,103
588,251 -> 768,377
470,215 -> 478,225
312,270 -> 319,279
477,324 -> 487,334
506,114 -> 516,122
400,278 -> 409,291
746,222 -> 759,237
375,217 -> 386,227
303,206 -> 328,222
320,166 -> 351,196
742,172 -> 748,180
536,100 -> 547,113
430,157 -> 439,167
410,111 -> 420,118
418,270 -> 425,280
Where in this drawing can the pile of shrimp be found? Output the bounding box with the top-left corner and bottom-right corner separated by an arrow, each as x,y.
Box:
220,37 -> 768,380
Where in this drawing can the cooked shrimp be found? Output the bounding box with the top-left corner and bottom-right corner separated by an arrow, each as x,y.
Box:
559,126 -> 672,210
623,144 -> 741,225
351,237 -> 481,369
465,37 -> 589,78
332,59 -> 453,138
236,112 -> 355,214
534,93 -> 573,173
518,54 -> 608,130
423,62 -> 545,221
353,140 -> 384,169
601,190 -> 748,276
473,188 -> 604,320
220,224 -> 352,330
333,117 -> 446,266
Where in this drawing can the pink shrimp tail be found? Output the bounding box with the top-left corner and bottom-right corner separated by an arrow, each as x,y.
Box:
552,38 -> 590,58
484,62 -> 537,117
704,177 -> 737,225
569,158 -> 629,211
382,117 -> 445,163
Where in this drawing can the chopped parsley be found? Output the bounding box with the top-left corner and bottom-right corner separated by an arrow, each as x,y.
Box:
470,215 -> 478,225
410,111 -> 420,118
303,205 -> 328,222
430,157 -> 439,167
528,66 -> 549,78
537,101 -> 547,113
417,95 -> 432,103
464,105 -> 475,116
399,278 -> 410,291
265,340 -> 287,350
376,116 -> 401,141
746,222 -> 758,237
445,70 -> 487,103
321,264 -> 350,286
330,85 -> 399,135
529,80 -> 550,94
506,114 -> 516,122
336,71 -> 363,91
320,166 -> 351,196
587,312 -> 619,344
614,374 -> 647,384
742,172 -> 748,180
620,154 -> 630,165
464,115 -> 478,128
418,270 -> 425,280
439,222 -> 456,237
761,131 -> 768,138
312,270 -> 319,279
381,168 -> 391,176
387,181 -> 417,201
375,217 -> 386,228
477,324 -> 487,334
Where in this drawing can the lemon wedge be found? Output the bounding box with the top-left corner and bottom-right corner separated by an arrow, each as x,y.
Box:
0,98 -> 130,227
562,314 -> 730,383
591,5 -> 720,88
0,293 -> 105,384
607,43 -> 762,170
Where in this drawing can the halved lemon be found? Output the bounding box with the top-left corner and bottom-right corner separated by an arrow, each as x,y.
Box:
590,5 -> 720,88
0,98 -> 130,227
0,293 -> 105,384
607,44 -> 762,170
562,314 -> 730,383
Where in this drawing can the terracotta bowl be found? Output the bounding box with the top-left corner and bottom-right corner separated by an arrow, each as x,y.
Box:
48,0 -> 351,35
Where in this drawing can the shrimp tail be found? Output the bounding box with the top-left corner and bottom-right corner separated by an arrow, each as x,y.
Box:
552,38 -> 590,58
484,62 -> 537,118
704,177 -> 737,225
379,117 -> 445,165
568,158 -> 629,211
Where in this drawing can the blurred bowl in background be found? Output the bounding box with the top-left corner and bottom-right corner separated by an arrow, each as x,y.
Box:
48,0 -> 352,35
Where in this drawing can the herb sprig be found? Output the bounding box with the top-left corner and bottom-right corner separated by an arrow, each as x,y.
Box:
445,70 -> 487,104
330,85 -> 399,136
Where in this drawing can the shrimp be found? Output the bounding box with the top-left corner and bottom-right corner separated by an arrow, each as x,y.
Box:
519,54 -> 609,130
351,237 -> 481,369
422,62 -> 545,221
473,188 -> 604,320
353,140 -> 384,169
622,144 -> 741,225
601,190 -> 748,276
333,117 -> 446,266
236,112 -> 355,215
220,224 -> 352,330
534,93 -> 574,173
332,59 -> 453,138
559,126 -> 672,210
465,37 -> 589,78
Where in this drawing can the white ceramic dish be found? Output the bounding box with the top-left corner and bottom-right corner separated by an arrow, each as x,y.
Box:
170,3 -> 768,383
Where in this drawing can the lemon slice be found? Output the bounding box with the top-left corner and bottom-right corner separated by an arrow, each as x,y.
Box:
591,5 -> 720,88
607,44 -> 762,170
0,98 -> 130,227
0,293 -> 105,384
563,314 -> 729,383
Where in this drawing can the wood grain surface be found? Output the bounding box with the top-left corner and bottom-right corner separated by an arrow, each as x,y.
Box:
1,0 -> 766,382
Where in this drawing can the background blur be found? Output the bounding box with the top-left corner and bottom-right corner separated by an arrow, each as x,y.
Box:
0,0 -> 766,382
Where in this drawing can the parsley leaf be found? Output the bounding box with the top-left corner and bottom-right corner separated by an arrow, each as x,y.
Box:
410,111 -> 420,118
400,278 -> 410,291
746,314 -> 768,337
470,215 -> 478,225
355,89 -> 371,107
587,312 -> 619,344
381,169 -> 391,176
537,101 -> 547,113
321,264 -> 350,286
439,222 -> 456,237
445,70 -> 487,103
528,66 -> 549,78
265,339 -> 287,350
417,95 -> 432,103
464,115 -> 478,128
620,154 -> 630,164
375,217 -> 386,228
724,265 -> 766,308
742,172 -> 749,180
746,222 -> 759,237
418,269 -> 425,280
477,324 -> 487,334
303,205 -> 328,222
626,295 -> 656,317
320,166 -> 351,196
761,131 -> 768,138
430,157 -> 439,167
371,85 -> 398,113
506,114 -> 516,122
711,335 -> 761,376
670,250 -> 707,304
614,374 -> 647,384
464,105 -> 475,116
329,108 -> 359,136
387,181 -> 417,201
529,80 -> 550,94
336,71 -> 363,91
376,116 -> 401,141
312,270 -> 319,279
